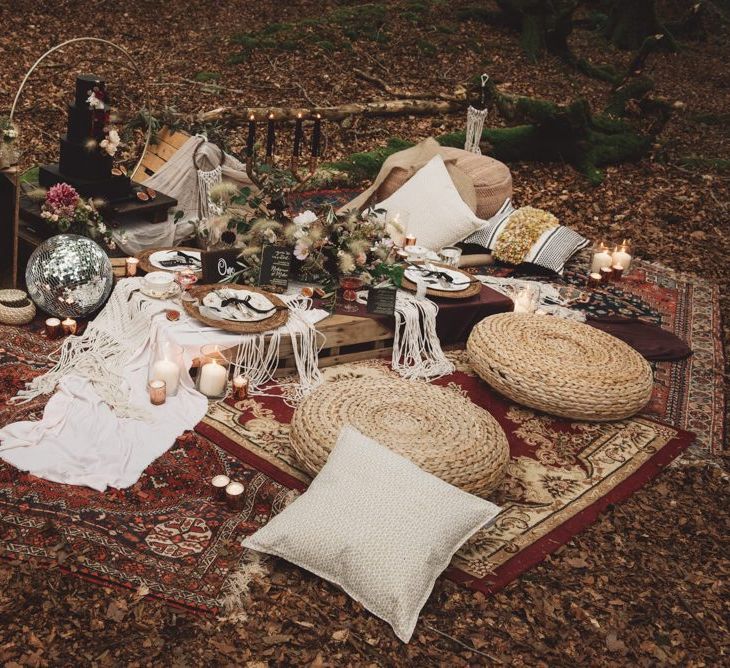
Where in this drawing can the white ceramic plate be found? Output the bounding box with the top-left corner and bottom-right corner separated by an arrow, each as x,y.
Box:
404,264 -> 470,292
150,249 -> 202,271
200,289 -> 277,323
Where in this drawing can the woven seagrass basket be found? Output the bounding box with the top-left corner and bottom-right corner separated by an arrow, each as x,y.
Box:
290,375 -> 510,497
0,289 -> 36,326
466,313 -> 654,421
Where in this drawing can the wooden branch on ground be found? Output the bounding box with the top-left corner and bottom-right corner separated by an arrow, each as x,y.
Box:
353,68 -> 464,102
136,98 -> 466,125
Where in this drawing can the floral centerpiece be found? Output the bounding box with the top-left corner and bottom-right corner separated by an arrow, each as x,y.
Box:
40,183 -> 116,250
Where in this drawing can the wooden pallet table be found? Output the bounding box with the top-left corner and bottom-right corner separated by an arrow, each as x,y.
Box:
277,312 -> 394,377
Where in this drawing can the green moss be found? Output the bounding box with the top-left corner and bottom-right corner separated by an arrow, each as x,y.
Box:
21,166 -> 39,184
324,138 -> 414,181
679,156 -> 730,173
194,71 -> 221,83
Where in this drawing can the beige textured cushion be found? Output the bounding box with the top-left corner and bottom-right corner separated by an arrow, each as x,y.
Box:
243,426 -> 501,643
374,155 -> 485,251
378,147 -> 512,220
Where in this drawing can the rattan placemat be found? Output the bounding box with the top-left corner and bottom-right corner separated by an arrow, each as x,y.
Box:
182,284 -> 289,334
400,263 -> 482,300
137,246 -> 202,276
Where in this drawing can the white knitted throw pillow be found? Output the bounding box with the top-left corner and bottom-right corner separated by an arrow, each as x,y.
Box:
243,426 -> 501,642
375,154 -> 485,251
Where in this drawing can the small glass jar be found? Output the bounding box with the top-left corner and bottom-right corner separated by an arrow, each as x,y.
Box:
149,339 -> 184,397
439,246 -> 462,267
612,240 -> 632,274
590,242 -> 613,274
196,344 -> 230,399
509,283 -> 541,314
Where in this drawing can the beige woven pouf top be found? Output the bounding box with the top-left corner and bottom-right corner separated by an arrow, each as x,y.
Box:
0,289 -> 36,326
467,313 -> 654,421
290,376 -> 510,497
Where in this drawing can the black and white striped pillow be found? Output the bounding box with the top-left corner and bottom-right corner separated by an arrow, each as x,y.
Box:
462,199 -> 589,274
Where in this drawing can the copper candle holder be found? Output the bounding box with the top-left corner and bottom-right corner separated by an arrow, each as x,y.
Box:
611,264 -> 624,281
404,234 -> 417,247
232,375 -> 249,401
599,266 -> 613,285
211,474 -> 230,502
61,317 -> 77,336
126,257 -> 139,277
148,379 -> 166,406
45,317 -> 61,339
587,272 -> 602,289
225,481 -> 245,511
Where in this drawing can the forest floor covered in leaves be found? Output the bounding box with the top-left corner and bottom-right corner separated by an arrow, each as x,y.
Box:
0,0 -> 728,665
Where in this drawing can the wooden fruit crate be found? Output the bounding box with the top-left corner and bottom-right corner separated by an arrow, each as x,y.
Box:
131,128 -> 190,183
275,313 -> 394,377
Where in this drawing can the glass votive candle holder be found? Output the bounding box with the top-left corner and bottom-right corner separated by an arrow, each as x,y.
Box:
587,272 -> 602,289
212,474 -> 230,502
126,257 -> 139,277
196,344 -> 230,399
404,234 -> 417,248
612,240 -> 632,274
61,317 -> 77,336
439,246 -> 462,267
148,379 -> 166,406
148,340 -> 184,397
232,375 -> 249,400
226,481 -> 245,511
599,266 -> 613,284
45,317 -> 61,339
590,242 -> 613,274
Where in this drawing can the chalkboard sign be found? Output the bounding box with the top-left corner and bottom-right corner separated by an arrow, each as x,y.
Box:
367,285 -> 397,316
258,244 -> 291,293
201,248 -> 241,283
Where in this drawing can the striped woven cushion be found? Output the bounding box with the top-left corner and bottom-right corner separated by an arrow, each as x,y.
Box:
463,200 -> 589,274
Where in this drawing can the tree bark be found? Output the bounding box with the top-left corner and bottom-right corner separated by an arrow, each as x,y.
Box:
604,0 -> 672,50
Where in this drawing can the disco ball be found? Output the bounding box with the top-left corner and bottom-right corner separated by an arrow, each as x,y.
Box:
25,234 -> 114,318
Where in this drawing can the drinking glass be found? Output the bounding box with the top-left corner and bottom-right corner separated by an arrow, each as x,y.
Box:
175,268 -> 198,303
339,274 -> 363,312
439,246 -> 462,267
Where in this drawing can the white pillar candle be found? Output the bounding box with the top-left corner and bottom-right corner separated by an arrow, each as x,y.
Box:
591,246 -> 613,273
199,359 -> 227,397
151,359 -> 180,396
612,247 -> 632,272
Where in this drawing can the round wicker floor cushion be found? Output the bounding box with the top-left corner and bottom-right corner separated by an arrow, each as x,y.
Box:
290,376 -> 510,497
377,148 -> 513,220
467,313 -> 654,421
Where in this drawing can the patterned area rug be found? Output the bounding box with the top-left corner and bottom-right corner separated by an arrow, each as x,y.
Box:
0,325 -> 292,613
199,356 -> 694,595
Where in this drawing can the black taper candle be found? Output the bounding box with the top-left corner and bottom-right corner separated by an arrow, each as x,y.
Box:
311,113 -> 322,158
266,113 -> 275,157
246,114 -> 256,157
293,113 -> 304,157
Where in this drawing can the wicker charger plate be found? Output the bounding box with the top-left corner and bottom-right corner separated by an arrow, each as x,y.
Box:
290,375 -> 510,497
137,246 -> 202,276
400,262 -> 482,300
182,284 -> 289,334
467,313 -> 654,421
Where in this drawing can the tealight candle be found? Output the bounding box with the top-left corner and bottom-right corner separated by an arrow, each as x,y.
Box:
148,379 -> 166,406
611,264 -> 624,281
212,474 -> 230,502
61,317 -> 77,336
45,317 -> 61,339
125,257 -> 139,277
591,243 -> 613,273
612,240 -> 632,273
232,375 -> 249,401
587,272 -> 602,289
404,234 -> 417,247
225,481 -> 245,511
599,266 -> 613,284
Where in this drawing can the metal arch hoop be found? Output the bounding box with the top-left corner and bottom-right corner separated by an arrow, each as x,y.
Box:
9,37 -> 152,178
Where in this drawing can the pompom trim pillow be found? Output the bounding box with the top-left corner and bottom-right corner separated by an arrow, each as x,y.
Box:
374,154 -> 485,251
242,426 -> 501,643
463,200 -> 589,274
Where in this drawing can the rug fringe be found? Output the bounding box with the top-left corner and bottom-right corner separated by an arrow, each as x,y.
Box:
219,552 -> 269,614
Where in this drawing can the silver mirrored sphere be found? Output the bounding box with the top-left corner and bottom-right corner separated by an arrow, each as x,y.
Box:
25,234 -> 114,318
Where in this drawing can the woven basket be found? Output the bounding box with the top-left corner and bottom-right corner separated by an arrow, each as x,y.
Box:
0,289 -> 36,326
290,375 -> 510,497
377,148 -> 512,219
467,313 -> 654,421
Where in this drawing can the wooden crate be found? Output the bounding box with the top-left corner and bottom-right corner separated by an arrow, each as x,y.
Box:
276,313 -> 394,376
131,128 -> 190,183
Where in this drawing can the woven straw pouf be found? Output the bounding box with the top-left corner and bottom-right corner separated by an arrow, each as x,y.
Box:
290,376 -> 510,497
0,289 -> 36,326
467,313 -> 654,421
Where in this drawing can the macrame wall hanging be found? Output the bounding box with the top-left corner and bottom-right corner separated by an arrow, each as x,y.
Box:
194,137 -> 225,221
464,74 -> 489,155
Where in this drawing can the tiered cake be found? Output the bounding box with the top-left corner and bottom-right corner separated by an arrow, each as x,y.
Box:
39,74 -> 131,201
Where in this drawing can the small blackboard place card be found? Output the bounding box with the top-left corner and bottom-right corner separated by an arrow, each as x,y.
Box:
258,244 -> 291,293
201,248 -> 241,283
367,285 -> 397,316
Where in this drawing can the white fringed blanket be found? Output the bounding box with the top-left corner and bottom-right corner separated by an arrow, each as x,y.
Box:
0,280 -> 327,491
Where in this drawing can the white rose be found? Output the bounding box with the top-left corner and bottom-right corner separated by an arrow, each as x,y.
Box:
51,213 -> 59,222
293,210 -> 317,227
97,223 -> 107,234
